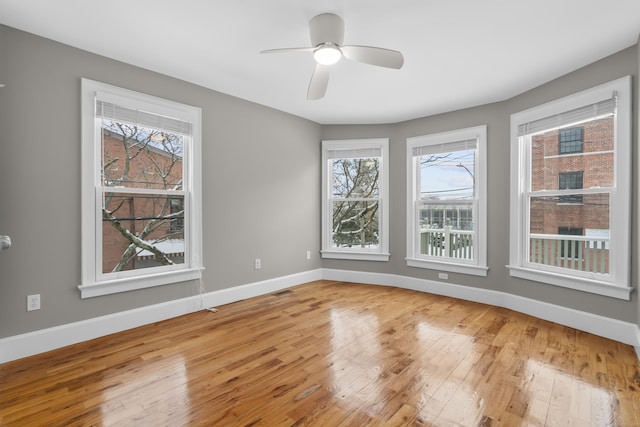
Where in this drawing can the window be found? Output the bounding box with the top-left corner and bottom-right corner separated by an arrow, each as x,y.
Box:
558,171 -> 583,204
80,79 -> 203,298
321,139 -> 389,261
508,76 -> 632,300
558,127 -> 584,154
406,126 -> 488,276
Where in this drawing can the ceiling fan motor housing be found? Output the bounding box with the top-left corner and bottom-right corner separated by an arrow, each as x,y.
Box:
310,13 -> 344,47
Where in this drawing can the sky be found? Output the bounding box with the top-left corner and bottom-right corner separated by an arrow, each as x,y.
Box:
420,150 -> 475,199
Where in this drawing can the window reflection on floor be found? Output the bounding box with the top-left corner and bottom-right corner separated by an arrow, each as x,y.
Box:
101,355 -> 189,424
329,308 -> 382,410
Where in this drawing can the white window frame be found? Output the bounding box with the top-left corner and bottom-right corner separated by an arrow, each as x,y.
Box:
508,76 -> 632,300
406,126 -> 488,276
321,138 -> 390,261
80,79 -> 203,298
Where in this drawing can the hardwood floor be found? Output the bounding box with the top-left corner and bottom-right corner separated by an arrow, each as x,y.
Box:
1,280 -> 639,426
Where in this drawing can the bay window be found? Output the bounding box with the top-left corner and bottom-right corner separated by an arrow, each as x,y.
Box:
321,139 -> 389,261
508,76 -> 632,299
406,126 -> 488,276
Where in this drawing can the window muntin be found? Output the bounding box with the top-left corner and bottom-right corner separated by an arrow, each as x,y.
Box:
509,76 -> 631,299
322,139 -> 389,261
406,126 -> 487,276
81,79 -> 202,298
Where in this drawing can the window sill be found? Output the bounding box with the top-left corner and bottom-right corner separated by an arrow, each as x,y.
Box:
406,258 -> 488,276
321,250 -> 390,262
79,267 -> 204,298
506,265 -> 632,300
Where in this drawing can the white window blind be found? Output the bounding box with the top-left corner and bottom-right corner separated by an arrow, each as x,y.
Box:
327,147 -> 382,159
96,100 -> 193,136
412,138 -> 477,157
517,96 -> 616,136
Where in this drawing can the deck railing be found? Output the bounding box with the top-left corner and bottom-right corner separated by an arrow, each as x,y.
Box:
420,228 -> 609,273
529,233 -> 609,274
420,226 -> 474,260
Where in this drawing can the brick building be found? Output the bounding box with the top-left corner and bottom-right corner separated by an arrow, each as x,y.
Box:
529,116 -> 613,271
101,128 -> 184,273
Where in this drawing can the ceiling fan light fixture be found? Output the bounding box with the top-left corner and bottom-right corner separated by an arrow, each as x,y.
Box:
313,44 -> 342,65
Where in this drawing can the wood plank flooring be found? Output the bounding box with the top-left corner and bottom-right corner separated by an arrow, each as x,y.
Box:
1,280 -> 639,426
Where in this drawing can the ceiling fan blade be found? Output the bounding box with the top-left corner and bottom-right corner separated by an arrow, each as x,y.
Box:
341,45 -> 404,69
309,13 -> 344,46
260,47 -> 314,54
307,64 -> 331,100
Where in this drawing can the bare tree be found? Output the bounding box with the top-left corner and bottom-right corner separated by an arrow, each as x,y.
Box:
331,158 -> 380,248
101,121 -> 184,272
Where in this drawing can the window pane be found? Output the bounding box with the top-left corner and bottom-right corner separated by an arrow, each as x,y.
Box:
419,150 -> 475,199
331,200 -> 379,248
418,201 -> 474,260
102,192 -> 185,273
531,117 -> 614,192
331,158 -> 380,198
558,171 -> 584,203
529,194 -> 609,273
558,127 -> 584,154
102,120 -> 184,190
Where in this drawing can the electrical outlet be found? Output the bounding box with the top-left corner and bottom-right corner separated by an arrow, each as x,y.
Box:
306,250 -> 311,260
254,258 -> 261,270
27,294 -> 41,311
438,272 -> 448,280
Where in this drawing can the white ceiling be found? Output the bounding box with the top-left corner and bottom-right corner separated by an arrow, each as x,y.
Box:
1,1 -> 639,124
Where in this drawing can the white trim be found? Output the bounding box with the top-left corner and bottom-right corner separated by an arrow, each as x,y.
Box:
80,78 -> 203,297
406,125 -> 488,274
509,76 -> 632,295
406,258 -> 488,276
320,250 -> 390,261
506,265 -> 632,300
78,267 -> 204,298
2,269 -> 638,365
321,138 -> 390,261
0,269 -> 322,364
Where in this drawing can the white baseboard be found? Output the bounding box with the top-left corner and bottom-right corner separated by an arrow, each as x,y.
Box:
1,267 -> 638,364
202,269 -> 323,308
0,269 -> 322,364
323,269 -> 640,351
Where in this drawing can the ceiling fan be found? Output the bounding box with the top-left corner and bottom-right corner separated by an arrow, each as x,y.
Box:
261,13 -> 404,100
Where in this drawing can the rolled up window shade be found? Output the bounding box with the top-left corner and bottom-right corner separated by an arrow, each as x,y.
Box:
327,147 -> 381,159
412,138 -> 477,157
96,100 -> 193,136
518,96 -> 616,137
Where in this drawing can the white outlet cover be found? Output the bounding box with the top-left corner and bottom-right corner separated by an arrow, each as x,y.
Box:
27,294 -> 41,311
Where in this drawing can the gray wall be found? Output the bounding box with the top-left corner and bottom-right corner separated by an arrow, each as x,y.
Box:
0,25 -> 322,338
323,46 -> 639,324
0,24 -> 638,341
